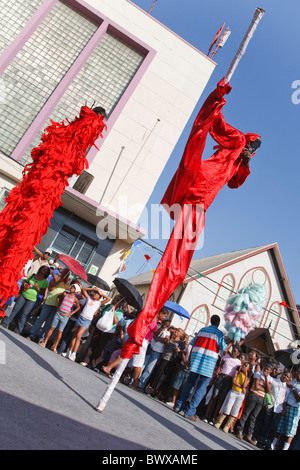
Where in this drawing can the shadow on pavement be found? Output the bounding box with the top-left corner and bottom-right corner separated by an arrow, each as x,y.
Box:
96,376 -> 253,451
0,328 -> 97,409
0,390 -> 148,450
0,329 -> 254,451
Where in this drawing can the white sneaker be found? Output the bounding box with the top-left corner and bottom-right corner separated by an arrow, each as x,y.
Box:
61,350 -> 70,358
68,352 -> 76,362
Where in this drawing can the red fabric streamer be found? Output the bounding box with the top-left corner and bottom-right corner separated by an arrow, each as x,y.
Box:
121,80 -> 260,358
123,202 -> 206,357
0,106 -> 106,305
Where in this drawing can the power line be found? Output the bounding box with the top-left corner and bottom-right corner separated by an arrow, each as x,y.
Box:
64,191 -> 299,336
132,237 -> 300,335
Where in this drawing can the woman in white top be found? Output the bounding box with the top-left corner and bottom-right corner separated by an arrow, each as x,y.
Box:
63,287 -> 110,362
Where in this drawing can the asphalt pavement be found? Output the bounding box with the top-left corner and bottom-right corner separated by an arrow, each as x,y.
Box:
0,328 -> 256,452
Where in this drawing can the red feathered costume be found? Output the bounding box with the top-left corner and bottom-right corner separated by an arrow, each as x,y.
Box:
0,106 -> 106,305
121,80 -> 260,358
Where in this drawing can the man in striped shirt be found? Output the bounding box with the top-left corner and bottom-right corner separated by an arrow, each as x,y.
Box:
174,315 -> 228,420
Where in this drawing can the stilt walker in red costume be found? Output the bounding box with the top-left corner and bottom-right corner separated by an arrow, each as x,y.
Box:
95,8 -> 265,412
0,106 -> 106,306
124,81 -> 261,348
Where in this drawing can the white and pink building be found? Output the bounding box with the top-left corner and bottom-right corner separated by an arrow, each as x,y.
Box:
128,243 -> 300,352
0,0 -> 215,283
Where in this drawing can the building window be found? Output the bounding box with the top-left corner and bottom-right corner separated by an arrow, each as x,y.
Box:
20,29 -> 144,165
0,0 -> 151,166
0,0 -> 43,55
0,1 -> 99,158
0,187 -> 10,212
212,274 -> 235,311
51,225 -> 97,268
185,304 -> 209,338
76,30 -> 144,117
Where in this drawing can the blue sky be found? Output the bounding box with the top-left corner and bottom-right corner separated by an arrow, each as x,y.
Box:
122,0 -> 300,304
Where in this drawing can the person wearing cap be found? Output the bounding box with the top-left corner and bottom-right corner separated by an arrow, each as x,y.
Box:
39,283 -> 81,352
26,246 -> 52,278
47,265 -> 61,285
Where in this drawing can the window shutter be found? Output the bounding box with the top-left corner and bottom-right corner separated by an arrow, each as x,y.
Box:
53,226 -> 78,254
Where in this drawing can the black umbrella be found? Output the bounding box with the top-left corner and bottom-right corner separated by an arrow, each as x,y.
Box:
113,277 -> 143,311
87,274 -> 111,291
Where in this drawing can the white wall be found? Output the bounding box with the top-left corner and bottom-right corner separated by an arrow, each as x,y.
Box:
0,0 -> 215,283
98,238 -> 132,286
81,0 -> 216,223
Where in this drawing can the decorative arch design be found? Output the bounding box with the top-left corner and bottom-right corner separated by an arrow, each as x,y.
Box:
185,304 -> 210,337
262,301 -> 282,338
212,273 -> 236,312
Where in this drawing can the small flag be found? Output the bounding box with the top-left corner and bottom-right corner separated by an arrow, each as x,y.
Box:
279,301 -> 291,308
123,249 -> 131,259
208,22 -> 225,56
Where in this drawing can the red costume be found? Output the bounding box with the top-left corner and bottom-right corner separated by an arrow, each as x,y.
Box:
121,80 -> 260,358
0,107 -> 106,305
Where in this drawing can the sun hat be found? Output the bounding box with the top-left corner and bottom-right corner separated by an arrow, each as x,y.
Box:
72,284 -> 81,293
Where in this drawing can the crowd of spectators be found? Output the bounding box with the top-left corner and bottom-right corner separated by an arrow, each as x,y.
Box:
0,246 -> 299,451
